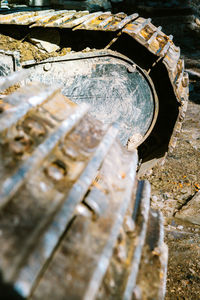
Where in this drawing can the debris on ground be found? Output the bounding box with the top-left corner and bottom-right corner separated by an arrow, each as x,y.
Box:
0,33 -> 66,62
141,7 -> 200,298
165,220 -> 200,299
175,191 -> 200,225
143,91 -> 200,300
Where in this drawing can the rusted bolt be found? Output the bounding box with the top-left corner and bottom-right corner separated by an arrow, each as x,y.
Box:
43,63 -> 52,72
45,159 -> 67,181
75,204 -> 92,218
127,64 -> 136,73
23,118 -> 46,138
9,134 -> 32,155
182,74 -> 189,88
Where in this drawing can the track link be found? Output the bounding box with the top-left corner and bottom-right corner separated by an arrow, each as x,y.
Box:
0,74 -> 168,299
0,10 -> 189,167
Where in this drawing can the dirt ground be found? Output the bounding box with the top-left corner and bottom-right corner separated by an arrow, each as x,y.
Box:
0,33 -> 53,61
144,100 -> 200,220
143,96 -> 200,299
0,32 -> 70,62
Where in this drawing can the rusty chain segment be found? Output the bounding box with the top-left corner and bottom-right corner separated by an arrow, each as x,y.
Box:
0,74 -> 167,299
0,9 -> 189,155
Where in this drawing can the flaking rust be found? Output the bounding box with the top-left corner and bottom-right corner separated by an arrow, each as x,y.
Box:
0,71 -> 168,300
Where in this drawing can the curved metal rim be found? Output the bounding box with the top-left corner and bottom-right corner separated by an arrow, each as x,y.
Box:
129,64 -> 159,149
22,49 -> 159,148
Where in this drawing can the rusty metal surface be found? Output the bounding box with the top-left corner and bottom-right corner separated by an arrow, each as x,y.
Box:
0,9 -> 190,298
74,12 -> 138,31
0,79 -> 108,294
122,180 -> 151,300
0,75 -> 168,299
14,124 -> 119,298
0,83 -> 59,133
0,10 -> 137,31
94,180 -> 150,300
134,209 -> 168,300
0,9 -> 189,159
0,101 -> 89,208
96,184 -> 167,300
30,143 -> 138,300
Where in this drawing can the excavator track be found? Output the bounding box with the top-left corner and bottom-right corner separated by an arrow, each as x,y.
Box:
0,9 -> 188,299
0,73 -> 168,299
0,9 -> 189,169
